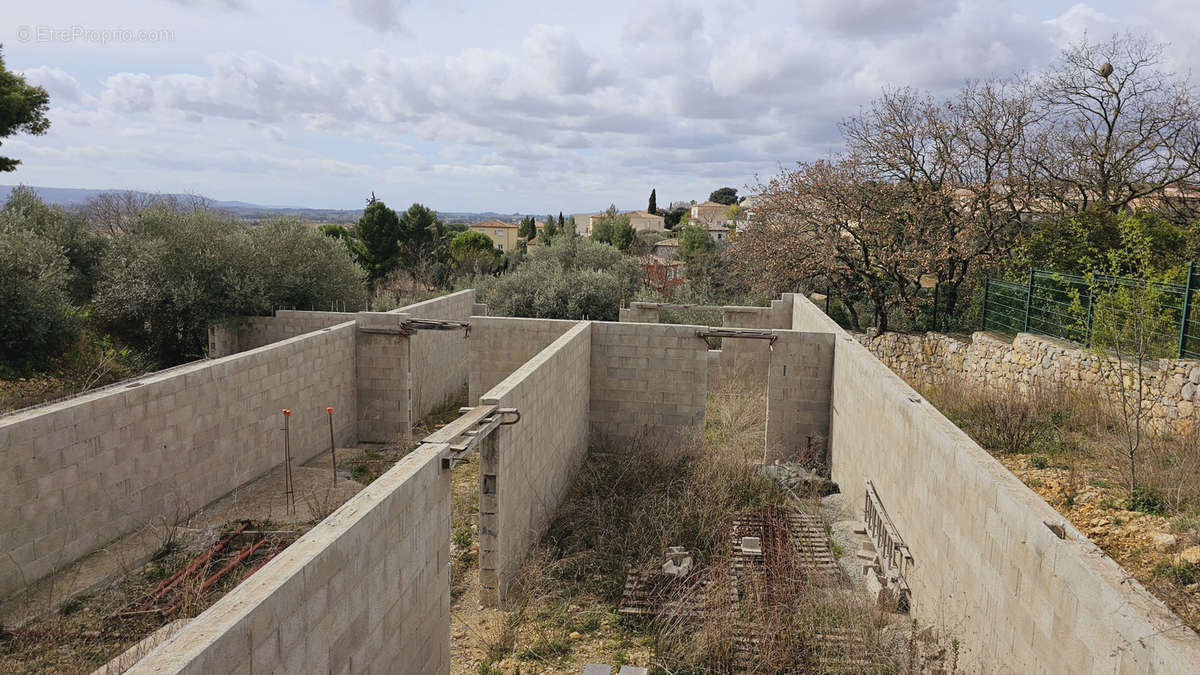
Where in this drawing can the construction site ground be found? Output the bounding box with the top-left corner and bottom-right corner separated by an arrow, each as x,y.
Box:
0,400 -> 464,674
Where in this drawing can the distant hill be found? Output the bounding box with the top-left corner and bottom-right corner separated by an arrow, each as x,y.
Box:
0,185 -> 534,225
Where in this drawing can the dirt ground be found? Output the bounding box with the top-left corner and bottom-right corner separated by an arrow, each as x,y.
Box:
921,380 -> 1200,633
446,449 -> 656,674
0,394 -> 466,673
994,452 -> 1200,629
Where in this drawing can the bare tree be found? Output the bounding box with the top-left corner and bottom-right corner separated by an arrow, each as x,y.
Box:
736,84 -> 1035,331
80,191 -> 157,235
1029,33 -> 1200,216
80,191 -> 212,235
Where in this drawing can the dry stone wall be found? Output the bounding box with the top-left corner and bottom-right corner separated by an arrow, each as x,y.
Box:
858,329 -> 1200,434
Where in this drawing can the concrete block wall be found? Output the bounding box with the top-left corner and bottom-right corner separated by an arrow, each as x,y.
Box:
477,322 -> 591,606
354,312 -> 413,444
208,311 -> 355,357
468,317 -> 578,404
0,323 -> 358,601
588,322 -> 709,448
786,293 -> 1200,672
719,299 -> 794,387
395,290 -> 475,421
764,331 -> 834,466
131,441 -> 451,674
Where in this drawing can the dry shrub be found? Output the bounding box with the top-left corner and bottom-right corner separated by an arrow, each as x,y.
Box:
522,380 -> 944,672
301,487 -> 341,524
1142,425 -> 1200,513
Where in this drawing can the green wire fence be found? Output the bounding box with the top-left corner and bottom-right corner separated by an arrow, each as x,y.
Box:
981,262 -> 1200,359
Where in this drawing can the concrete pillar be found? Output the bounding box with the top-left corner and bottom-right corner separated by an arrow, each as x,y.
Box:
354,312 -> 413,444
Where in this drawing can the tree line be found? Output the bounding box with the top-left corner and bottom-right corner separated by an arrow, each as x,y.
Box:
732,33 -> 1200,333
1,187 -> 366,374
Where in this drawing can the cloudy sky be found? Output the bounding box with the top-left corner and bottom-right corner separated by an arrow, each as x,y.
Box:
2,0 -> 1197,213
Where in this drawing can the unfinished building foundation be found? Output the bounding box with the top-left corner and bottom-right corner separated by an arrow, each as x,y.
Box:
5,289 -> 1200,673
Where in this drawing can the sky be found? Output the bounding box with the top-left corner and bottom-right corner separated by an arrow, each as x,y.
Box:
2,0 -> 1198,214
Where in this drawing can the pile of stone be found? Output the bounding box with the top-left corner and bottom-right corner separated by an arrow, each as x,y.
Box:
756,462 -> 838,496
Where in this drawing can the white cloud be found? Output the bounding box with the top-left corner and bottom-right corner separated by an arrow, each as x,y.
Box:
20,66 -> 83,104
337,0 -> 410,31
2,0 -> 1195,211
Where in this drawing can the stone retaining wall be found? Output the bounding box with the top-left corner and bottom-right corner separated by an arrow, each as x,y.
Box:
857,329 -> 1200,433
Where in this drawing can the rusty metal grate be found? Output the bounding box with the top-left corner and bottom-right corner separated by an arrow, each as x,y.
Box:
616,567 -> 729,621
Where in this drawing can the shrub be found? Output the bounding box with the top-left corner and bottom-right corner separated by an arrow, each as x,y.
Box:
0,186 -> 107,301
1153,560 -> 1199,586
966,386 -> 1057,455
0,222 -> 80,368
1127,486 -> 1169,515
472,235 -> 640,321
94,209 -> 366,363
247,218 -> 367,312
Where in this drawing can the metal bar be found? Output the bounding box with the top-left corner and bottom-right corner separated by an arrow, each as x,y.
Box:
327,407 -> 337,486
695,328 -> 777,340
282,410 -> 295,515
981,277 -> 990,331
423,404 -> 498,444
1023,268 -> 1035,332
1179,262 -> 1195,358
136,521 -> 250,612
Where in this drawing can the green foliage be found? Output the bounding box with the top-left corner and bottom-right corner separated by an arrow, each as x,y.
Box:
0,186 -> 106,301
1028,455 -> 1050,469
1127,486 -> 1169,515
1069,213 -> 1182,499
1153,559 -> 1199,586
317,223 -> 365,261
93,210 -> 365,362
677,223 -> 718,280
1020,208 -> 1189,275
0,48 -> 51,172
251,219 -> 368,312
397,203 -> 447,282
355,199 -> 402,282
0,221 -> 79,367
542,213 -> 559,239
518,215 -> 537,240
664,206 -> 688,230
590,205 -> 634,250
448,230 -> 499,275
471,235 -> 640,321
648,188 -> 657,214
708,187 -> 738,205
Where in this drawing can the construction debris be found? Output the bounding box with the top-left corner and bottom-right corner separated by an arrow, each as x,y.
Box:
756,462 -> 839,496
662,547 -> 693,578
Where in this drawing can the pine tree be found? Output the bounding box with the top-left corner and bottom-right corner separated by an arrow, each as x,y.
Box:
355,198 -> 402,283
648,189 -> 657,214
518,215 -> 537,240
